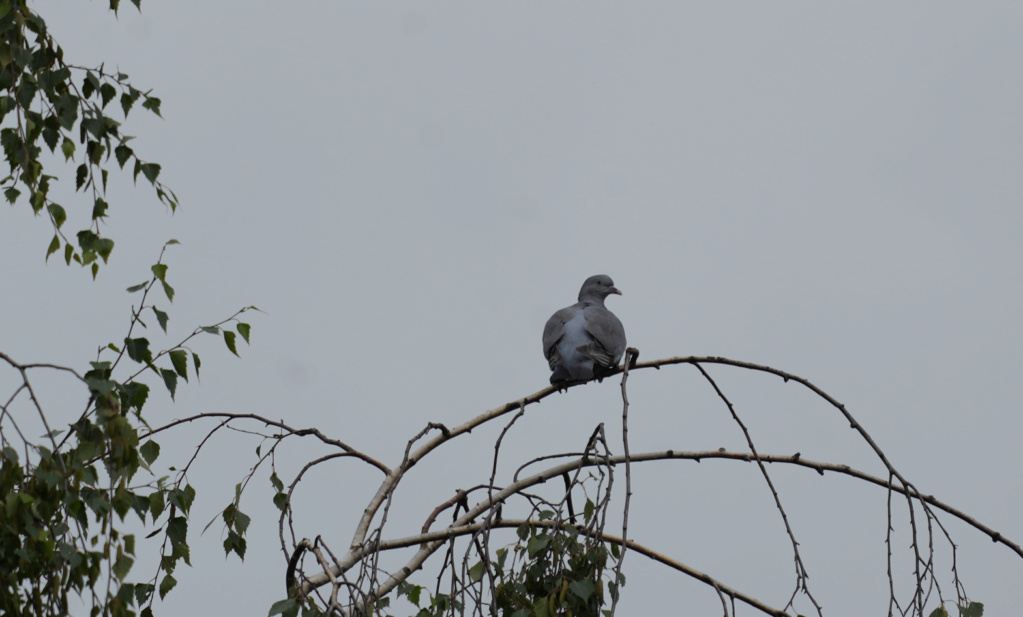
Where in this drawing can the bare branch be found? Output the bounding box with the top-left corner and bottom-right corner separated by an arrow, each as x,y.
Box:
302,447 -> 1021,612
689,361 -> 822,615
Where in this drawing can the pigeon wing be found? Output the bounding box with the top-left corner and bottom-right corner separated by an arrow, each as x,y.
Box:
542,305 -> 579,371
581,306 -> 627,368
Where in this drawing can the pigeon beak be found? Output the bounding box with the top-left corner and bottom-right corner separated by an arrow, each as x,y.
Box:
610,287 -> 622,295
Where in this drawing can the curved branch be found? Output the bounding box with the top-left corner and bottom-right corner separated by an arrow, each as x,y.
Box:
345,353 -> 886,556
346,390 -> 559,552
302,449 -> 1022,607
380,518 -> 791,617
142,412 -> 390,474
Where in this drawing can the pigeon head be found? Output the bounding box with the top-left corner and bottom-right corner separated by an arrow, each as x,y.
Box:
578,274 -> 622,303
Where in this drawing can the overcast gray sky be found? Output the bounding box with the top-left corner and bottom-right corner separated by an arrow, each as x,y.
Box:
4,2 -> 1022,615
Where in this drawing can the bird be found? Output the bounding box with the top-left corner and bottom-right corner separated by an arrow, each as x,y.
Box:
542,275 -> 627,385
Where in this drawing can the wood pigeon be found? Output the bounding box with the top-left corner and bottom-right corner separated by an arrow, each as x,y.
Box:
542,275 -> 627,385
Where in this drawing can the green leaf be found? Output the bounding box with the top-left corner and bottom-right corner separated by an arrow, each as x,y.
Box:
151,263 -> 168,281
124,337 -> 152,363
126,281 -> 148,293
92,197 -> 108,220
87,376 -> 116,397
237,322 -> 251,344
87,140 -> 106,165
76,163 -> 88,190
152,307 -> 169,332
4,187 -> 20,203
77,229 -> 98,252
169,349 -> 188,380
959,602 -> 984,617
43,126 -> 60,152
149,491 -> 165,520
234,509 -> 251,534
273,492 -> 288,511
161,280 -> 175,302
61,137 -> 75,160
569,579 -> 594,602
135,583 -> 155,606
167,516 -> 187,543
46,203 -> 66,228
140,440 -> 160,465
269,599 -> 297,616
192,352 -> 201,380
530,597 -> 549,617
270,473 -> 284,492
527,535 -> 549,557
468,561 -> 485,582
95,238 -> 114,263
46,235 -> 60,261
115,144 -> 132,169
140,162 -> 160,184
121,90 -> 138,116
100,82 -> 117,108
224,530 -> 247,559
16,78 -> 37,108
158,574 -> 177,599
201,326 -> 220,335
223,330 -> 239,356
83,71 -> 100,99
161,368 -> 177,400
142,96 -> 162,117
113,552 -> 134,581
170,485 -> 196,512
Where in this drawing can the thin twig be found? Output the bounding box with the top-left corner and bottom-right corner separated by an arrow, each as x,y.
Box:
689,361 -> 822,616
609,350 -> 636,617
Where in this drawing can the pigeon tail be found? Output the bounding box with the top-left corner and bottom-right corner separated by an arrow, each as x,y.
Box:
550,362 -> 595,385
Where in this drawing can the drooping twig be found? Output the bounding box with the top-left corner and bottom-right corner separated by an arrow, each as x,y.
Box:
689,360 -> 822,616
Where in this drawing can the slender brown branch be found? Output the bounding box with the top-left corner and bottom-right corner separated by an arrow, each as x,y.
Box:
143,412 -> 389,474
354,518 -> 791,617
279,453 -> 353,559
610,349 -> 636,616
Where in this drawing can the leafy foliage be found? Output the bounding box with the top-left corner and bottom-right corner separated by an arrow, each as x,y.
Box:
0,243 -> 257,617
928,602 -> 984,617
0,0 -> 174,278
489,519 -> 620,617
